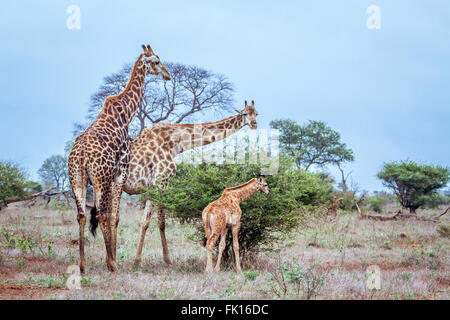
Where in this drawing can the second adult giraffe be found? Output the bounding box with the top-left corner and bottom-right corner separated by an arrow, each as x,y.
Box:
111,101 -> 258,267
68,44 -> 171,272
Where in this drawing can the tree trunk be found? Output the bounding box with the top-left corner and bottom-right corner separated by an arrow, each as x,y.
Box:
0,188 -> 72,210
408,206 -> 418,214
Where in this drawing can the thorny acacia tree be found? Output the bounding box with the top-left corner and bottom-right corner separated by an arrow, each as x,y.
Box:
74,62 -> 234,138
377,161 -> 449,213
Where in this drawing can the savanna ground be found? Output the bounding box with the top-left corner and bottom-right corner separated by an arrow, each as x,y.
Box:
0,200 -> 448,300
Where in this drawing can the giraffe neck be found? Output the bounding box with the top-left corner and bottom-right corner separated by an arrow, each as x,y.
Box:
172,113 -> 246,155
225,178 -> 259,203
103,56 -> 146,128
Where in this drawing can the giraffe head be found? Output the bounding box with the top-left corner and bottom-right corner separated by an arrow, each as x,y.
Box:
236,100 -> 258,130
140,44 -> 171,80
257,176 -> 270,194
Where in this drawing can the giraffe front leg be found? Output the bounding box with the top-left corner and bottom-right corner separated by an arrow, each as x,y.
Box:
157,207 -> 171,265
110,192 -> 121,262
97,213 -> 117,272
134,201 -> 154,268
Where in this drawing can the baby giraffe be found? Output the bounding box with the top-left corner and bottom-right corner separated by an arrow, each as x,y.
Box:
202,176 -> 270,274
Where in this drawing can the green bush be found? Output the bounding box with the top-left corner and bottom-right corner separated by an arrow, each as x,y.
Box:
422,192 -> 450,209
0,160 -> 28,208
243,270 -> 259,281
367,195 -> 388,213
334,191 -> 357,212
143,156 -> 333,262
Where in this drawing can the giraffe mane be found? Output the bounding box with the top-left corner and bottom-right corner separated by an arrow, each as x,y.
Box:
104,53 -> 145,105
144,113 -> 242,132
224,178 -> 257,192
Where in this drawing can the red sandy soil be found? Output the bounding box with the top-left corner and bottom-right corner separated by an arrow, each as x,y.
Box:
0,284 -> 66,300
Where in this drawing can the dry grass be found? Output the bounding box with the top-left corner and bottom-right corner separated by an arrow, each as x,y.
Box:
0,202 -> 448,300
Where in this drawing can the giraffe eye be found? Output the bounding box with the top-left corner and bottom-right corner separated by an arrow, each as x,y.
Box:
155,61 -> 160,65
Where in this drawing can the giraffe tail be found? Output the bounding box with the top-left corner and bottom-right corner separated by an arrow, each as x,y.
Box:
200,209 -> 210,247
89,206 -> 99,237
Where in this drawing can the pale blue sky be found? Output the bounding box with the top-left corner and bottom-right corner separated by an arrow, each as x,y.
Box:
0,1 -> 449,191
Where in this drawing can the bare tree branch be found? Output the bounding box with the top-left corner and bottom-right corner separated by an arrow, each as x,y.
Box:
74,62 -> 234,138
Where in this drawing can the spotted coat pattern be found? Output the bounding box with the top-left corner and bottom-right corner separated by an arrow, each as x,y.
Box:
202,177 -> 270,274
128,101 -> 259,267
67,44 -> 171,273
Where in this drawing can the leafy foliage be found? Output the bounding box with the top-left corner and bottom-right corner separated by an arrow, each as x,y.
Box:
269,256 -> 328,299
0,161 -> 28,207
38,155 -> 69,191
270,119 -> 354,171
143,156 -> 333,261
367,195 -> 390,213
377,161 -> 449,213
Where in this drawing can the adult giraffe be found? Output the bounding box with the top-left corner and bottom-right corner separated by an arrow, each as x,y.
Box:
105,100 -> 259,267
68,44 -> 171,273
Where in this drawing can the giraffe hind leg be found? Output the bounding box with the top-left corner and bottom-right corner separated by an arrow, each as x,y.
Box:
89,170 -> 117,273
157,207 -> 171,265
69,162 -> 88,274
134,200 -> 154,268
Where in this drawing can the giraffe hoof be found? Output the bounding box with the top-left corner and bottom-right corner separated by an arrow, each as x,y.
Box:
133,259 -> 141,268
107,261 -> 118,272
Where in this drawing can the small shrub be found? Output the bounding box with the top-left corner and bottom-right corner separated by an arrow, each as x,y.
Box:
382,241 -> 392,250
368,196 -> 388,213
244,270 -> 259,281
269,256 -> 328,299
39,275 -> 64,289
401,247 -> 442,270
405,292 -> 415,300
401,272 -> 412,281
81,277 -> 93,285
17,258 -> 27,269
1,229 -> 57,258
436,222 -> 450,238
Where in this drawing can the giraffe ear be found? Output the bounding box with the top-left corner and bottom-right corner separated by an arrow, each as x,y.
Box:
258,177 -> 263,183
235,108 -> 242,114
